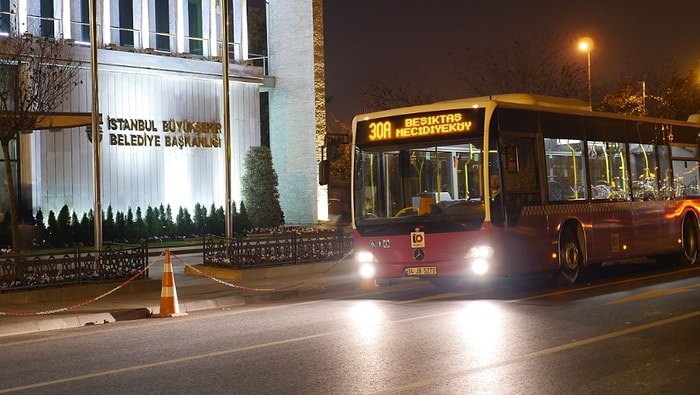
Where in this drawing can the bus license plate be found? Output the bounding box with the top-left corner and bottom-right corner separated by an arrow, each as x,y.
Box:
405,266 -> 437,276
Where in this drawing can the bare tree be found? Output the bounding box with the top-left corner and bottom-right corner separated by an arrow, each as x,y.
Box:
597,62 -> 700,121
449,33 -> 588,101
357,73 -> 437,113
657,64 -> 700,121
0,35 -> 83,255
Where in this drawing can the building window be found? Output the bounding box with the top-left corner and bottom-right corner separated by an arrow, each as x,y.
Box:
25,0 -> 57,38
188,0 -> 203,55
155,0 -> 169,52
119,0 -> 134,47
76,0 -> 90,43
39,0 -> 55,38
0,0 -> 11,36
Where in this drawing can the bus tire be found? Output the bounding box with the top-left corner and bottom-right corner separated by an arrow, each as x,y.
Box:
680,215 -> 699,266
557,229 -> 582,285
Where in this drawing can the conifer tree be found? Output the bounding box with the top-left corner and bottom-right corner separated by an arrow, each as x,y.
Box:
47,210 -> 58,247
125,207 -> 135,239
164,205 -> 175,237
241,146 -> 284,227
70,212 -> 80,245
57,205 -> 71,246
135,207 -> 145,240
103,205 -> 115,242
80,212 -> 92,246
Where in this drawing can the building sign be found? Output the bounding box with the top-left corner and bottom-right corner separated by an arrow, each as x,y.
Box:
105,116 -> 222,149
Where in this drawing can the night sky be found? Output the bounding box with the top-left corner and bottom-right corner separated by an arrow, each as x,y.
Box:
323,0 -> 700,124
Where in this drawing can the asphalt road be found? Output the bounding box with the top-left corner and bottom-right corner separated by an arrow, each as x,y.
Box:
2,263 -> 700,394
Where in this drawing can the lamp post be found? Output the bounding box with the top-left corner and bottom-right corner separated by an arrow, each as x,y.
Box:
639,80 -> 646,115
578,37 -> 594,109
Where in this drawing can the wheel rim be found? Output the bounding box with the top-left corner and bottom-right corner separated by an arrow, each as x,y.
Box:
562,242 -> 580,272
559,238 -> 581,284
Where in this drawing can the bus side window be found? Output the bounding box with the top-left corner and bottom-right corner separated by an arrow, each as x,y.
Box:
630,143 -> 660,201
544,138 -> 586,201
501,136 -> 540,226
671,144 -> 700,198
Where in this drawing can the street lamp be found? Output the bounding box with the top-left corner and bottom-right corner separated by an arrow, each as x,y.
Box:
638,80 -> 646,115
578,37 -> 594,109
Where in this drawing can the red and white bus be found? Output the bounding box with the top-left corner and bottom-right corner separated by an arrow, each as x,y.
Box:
351,94 -> 700,286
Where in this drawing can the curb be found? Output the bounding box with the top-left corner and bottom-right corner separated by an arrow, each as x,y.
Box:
0,259 -> 359,337
0,280 -> 360,338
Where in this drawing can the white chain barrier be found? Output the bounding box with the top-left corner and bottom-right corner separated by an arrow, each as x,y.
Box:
172,249 -> 354,292
0,251 -> 165,317
0,249 -> 354,317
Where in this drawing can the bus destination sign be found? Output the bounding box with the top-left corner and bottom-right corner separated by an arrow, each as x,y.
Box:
355,109 -> 483,146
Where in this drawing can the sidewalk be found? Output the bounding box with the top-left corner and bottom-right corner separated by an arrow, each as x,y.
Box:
0,251 -> 360,337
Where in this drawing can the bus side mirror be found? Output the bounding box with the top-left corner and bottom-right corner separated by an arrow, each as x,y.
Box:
319,159 -> 329,185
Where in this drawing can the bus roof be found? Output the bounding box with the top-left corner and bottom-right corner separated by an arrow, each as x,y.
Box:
353,93 -> 700,127
440,93 -> 592,111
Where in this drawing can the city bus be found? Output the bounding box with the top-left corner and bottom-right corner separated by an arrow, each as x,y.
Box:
351,94 -> 700,287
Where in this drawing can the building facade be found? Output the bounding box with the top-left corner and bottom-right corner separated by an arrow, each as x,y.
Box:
0,0 -> 326,226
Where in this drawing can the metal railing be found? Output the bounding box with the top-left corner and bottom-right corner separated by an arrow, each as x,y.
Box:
203,229 -> 353,268
0,244 -> 148,292
0,230 -> 354,292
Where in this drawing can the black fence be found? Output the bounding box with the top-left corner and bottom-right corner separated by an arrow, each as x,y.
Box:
0,229 -> 355,292
203,229 -> 353,268
0,244 -> 149,292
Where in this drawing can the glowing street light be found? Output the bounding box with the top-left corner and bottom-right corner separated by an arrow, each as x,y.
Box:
578,37 -> 594,109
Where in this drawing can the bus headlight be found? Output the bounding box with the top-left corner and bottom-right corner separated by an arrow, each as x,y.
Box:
356,251 -> 375,263
465,245 -> 492,275
359,262 -> 376,279
356,251 -> 377,279
468,246 -> 493,259
471,259 -> 489,275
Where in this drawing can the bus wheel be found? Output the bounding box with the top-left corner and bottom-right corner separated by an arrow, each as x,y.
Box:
558,230 -> 582,285
680,215 -> 699,266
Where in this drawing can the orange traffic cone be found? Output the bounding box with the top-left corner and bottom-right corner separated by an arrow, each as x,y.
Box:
360,279 -> 377,290
152,249 -> 187,318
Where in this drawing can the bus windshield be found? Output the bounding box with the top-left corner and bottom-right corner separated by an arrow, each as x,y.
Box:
353,139 -> 487,227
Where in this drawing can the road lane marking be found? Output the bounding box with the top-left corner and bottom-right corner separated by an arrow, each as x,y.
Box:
0,310 -> 448,393
4,305 -> 700,394
509,265 -> 700,304
600,283 -> 700,306
373,309 -> 700,394
395,291 -> 476,304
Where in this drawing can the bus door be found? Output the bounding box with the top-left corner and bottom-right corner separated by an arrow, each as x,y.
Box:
587,140 -> 634,261
499,134 -> 547,274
